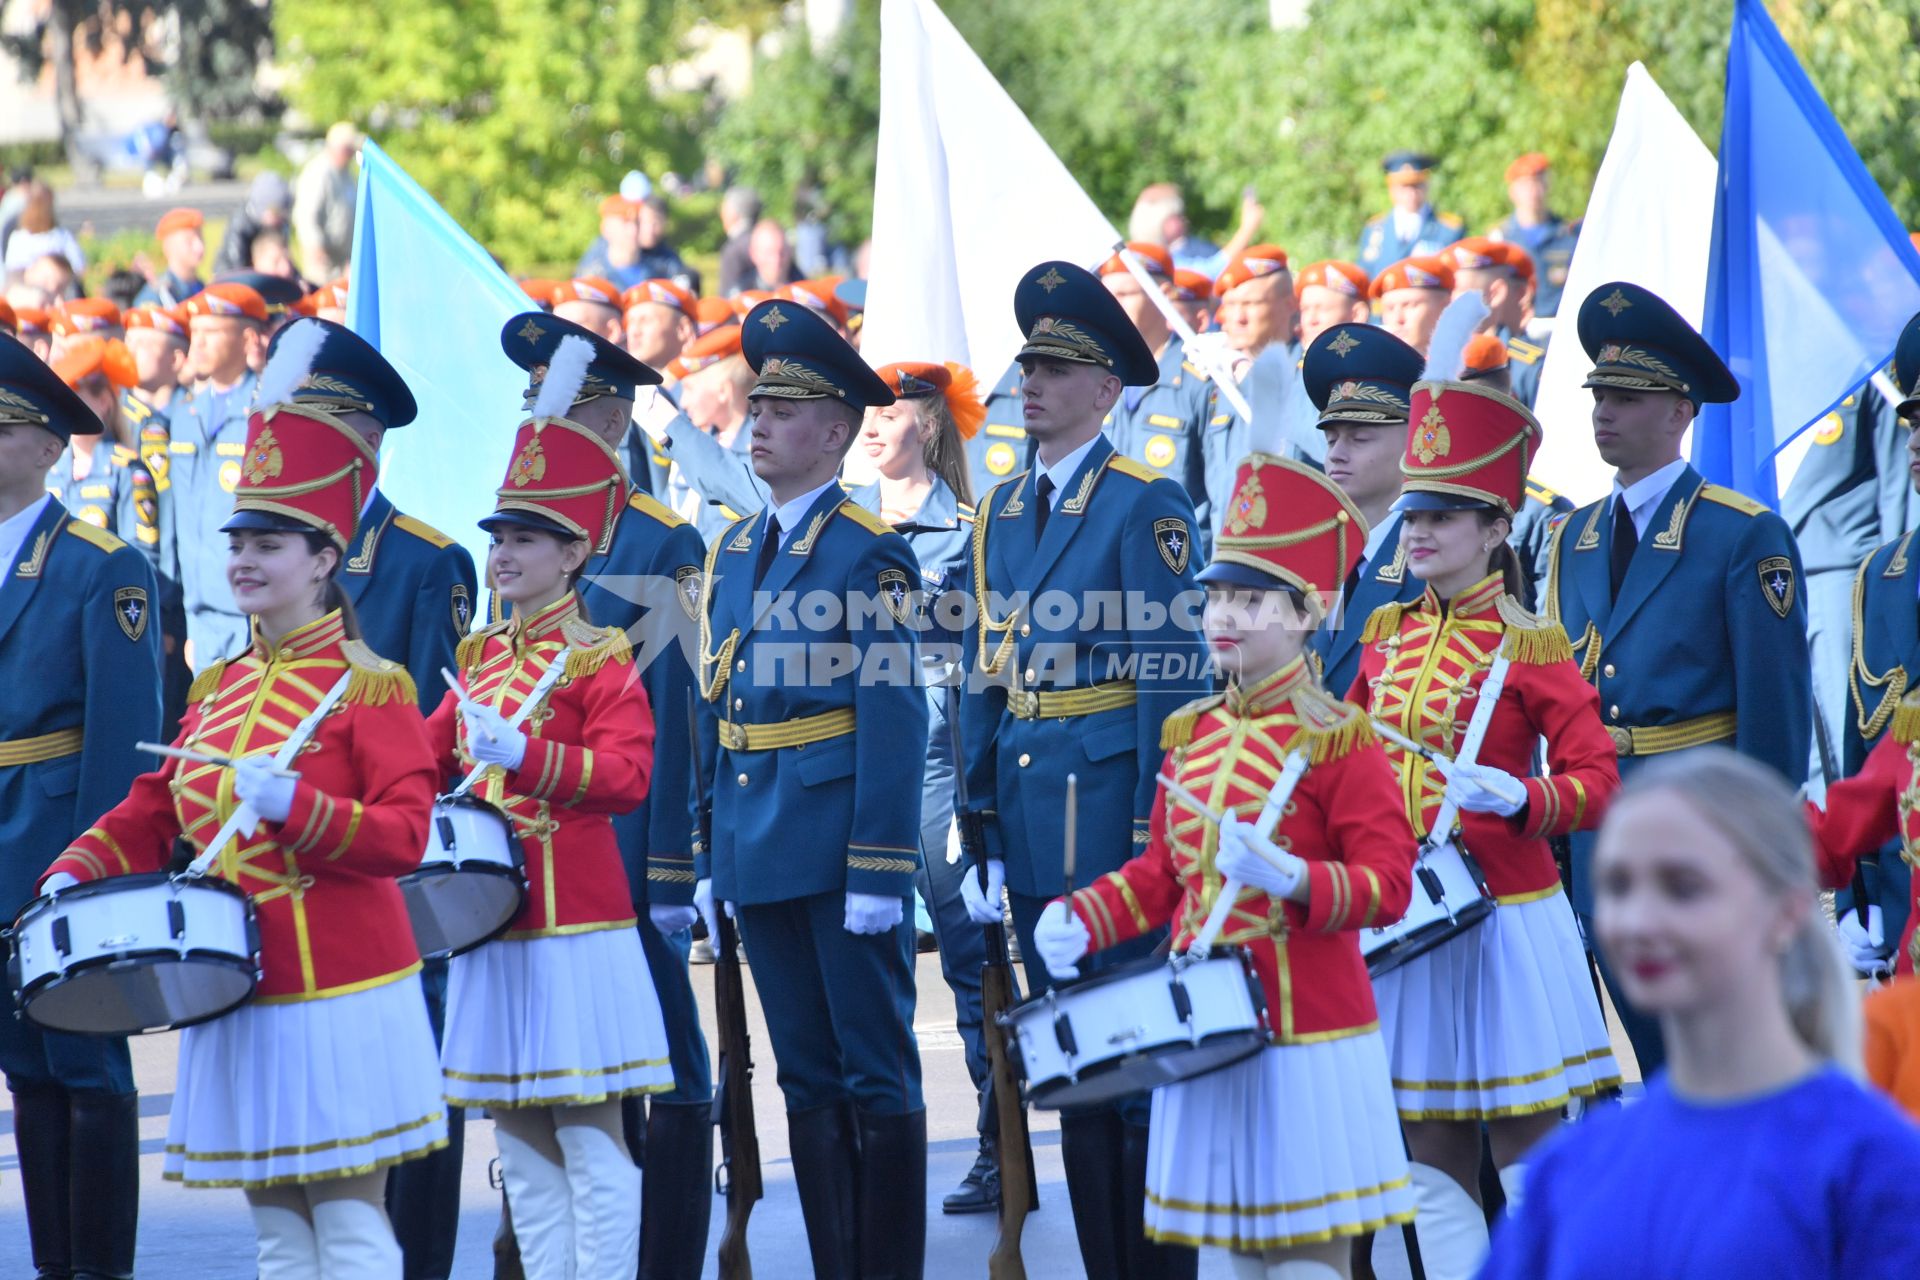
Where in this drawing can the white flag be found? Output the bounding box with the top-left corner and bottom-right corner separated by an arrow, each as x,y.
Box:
1532,63 -> 1716,503
862,0 -> 1116,379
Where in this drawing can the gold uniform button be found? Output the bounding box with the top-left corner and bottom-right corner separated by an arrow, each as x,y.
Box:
1602,663 -> 1616,679
1608,705 -> 1620,722
736,772 -> 749,786
1018,753 -> 1031,767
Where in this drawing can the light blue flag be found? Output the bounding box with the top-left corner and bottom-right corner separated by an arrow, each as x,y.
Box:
1697,0 -> 1920,506
346,140 -> 529,576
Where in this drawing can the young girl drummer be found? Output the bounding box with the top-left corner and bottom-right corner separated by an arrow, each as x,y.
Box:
1032,454 -> 1420,1280
42,318 -> 447,1277
1347,378 -> 1621,1279
428,320 -> 671,1280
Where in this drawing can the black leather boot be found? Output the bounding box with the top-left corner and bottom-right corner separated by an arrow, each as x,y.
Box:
13,1087 -> 73,1279
855,1108 -> 927,1280
1120,1119 -> 1197,1280
942,1133 -> 1000,1215
1058,1111 -> 1124,1280
639,1100 -> 714,1280
786,1104 -> 858,1279
68,1091 -> 139,1280
385,1104 -> 465,1279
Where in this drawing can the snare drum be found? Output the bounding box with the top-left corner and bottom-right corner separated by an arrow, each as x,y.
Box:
8,873 -> 259,1036
1360,841 -> 1493,977
399,794 -> 527,959
1000,950 -> 1268,1110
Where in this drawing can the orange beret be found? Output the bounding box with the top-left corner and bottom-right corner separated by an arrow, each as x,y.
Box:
549,277 -> 622,311
1169,269 -> 1214,303
123,305 -> 190,339
623,278 -> 696,319
54,336 -> 139,391
155,207 -> 204,240
292,278 -> 349,317
521,278 -> 561,306
599,195 -> 639,219
50,298 -> 124,337
1101,242 -> 1174,280
730,290 -> 775,319
14,306 -> 49,336
1213,245 -> 1291,297
677,323 -> 744,375
1293,260 -> 1369,300
1505,153 -> 1550,183
1446,237 -> 1506,273
1368,255 -> 1455,299
694,295 -> 735,336
875,361 -> 985,440
184,283 -> 269,324
0,299 -> 12,335
778,279 -> 849,327
1460,332 -> 1509,377
1500,242 -> 1535,283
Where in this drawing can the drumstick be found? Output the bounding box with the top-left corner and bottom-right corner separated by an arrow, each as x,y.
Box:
1190,750 -> 1311,958
1370,719 -> 1446,763
136,742 -> 298,778
441,666 -> 498,743
1155,773 -> 1225,826
1062,773 -> 1078,898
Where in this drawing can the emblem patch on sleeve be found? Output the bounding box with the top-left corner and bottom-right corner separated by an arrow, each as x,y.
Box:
451,584 -> 473,633
1153,518 -> 1191,574
878,568 -> 913,624
675,565 -> 703,619
114,586 -> 149,642
1757,556 -> 1795,618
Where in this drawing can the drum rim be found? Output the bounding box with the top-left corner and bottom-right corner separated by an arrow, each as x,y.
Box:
20,950 -> 259,1035
1002,945 -> 1259,1019
13,870 -> 253,926
1363,899 -> 1495,975
399,861 -> 530,885
424,796 -> 528,872
1023,1028 -> 1270,1109
396,873 -> 529,960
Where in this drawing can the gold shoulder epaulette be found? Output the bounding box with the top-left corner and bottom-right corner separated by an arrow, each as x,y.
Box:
187,659 -> 228,704
1360,600 -> 1409,645
1525,479 -> 1561,504
1292,687 -> 1377,764
1438,211 -> 1465,228
836,501 -> 893,537
1893,690 -> 1920,746
122,396 -> 151,424
626,490 -> 689,529
393,513 -> 455,549
1180,359 -> 1214,383
560,617 -> 633,678
339,638 -> 418,707
63,520 -> 124,553
1106,455 -> 1159,483
1506,338 -> 1545,365
1698,484 -> 1767,517
111,443 -> 138,464
1495,595 -> 1575,665
455,620 -> 511,672
1158,692 -> 1225,750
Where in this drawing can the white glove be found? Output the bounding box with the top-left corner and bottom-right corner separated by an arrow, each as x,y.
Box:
1839,906 -> 1887,973
461,700 -> 527,770
844,892 -> 904,935
694,877 -> 733,943
1215,810 -> 1307,898
650,904 -> 699,936
1034,899 -> 1092,980
960,859 -> 1005,926
1437,759 -> 1528,817
232,756 -> 297,824
42,872 -> 79,894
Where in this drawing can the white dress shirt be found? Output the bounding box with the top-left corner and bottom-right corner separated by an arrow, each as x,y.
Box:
1609,456 -> 1690,537
1035,435 -> 1102,506
0,493 -> 51,586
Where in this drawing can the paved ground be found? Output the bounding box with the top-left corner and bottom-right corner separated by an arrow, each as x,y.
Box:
0,946 -> 1642,1278
50,180 -> 251,240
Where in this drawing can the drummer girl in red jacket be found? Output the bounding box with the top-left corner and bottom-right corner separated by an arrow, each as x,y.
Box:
45,322 -> 445,1277
1347,380 -> 1620,1279
1033,456 -> 1419,1279
426,326 -> 671,1280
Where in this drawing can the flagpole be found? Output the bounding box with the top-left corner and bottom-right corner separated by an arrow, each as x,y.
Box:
1112,242 -> 1256,422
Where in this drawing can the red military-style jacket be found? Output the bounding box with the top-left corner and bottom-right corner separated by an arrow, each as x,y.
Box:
426,592 -> 653,937
1808,694 -> 1920,974
48,610 -> 436,1002
1067,658 -> 1416,1043
1348,573 -> 1620,901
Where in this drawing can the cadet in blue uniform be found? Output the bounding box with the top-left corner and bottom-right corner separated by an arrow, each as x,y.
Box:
1357,152 -> 1466,279
1302,322 -> 1429,694
1488,154 -> 1580,321
0,332 -> 163,1280
693,298 -> 930,1277
495,310 -> 715,1280
964,360 -> 1035,502
169,281 -> 269,668
1447,237 -> 1549,409
120,304 -> 195,734
1098,244 -> 1221,546
957,261 -> 1204,1280
1543,281 -> 1813,1076
45,336 -> 163,577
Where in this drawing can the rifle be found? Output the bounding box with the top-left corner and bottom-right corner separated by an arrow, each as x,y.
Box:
948,685 -> 1034,1279
693,694 -> 761,1278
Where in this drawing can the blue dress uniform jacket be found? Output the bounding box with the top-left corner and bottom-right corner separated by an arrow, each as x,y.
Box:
1491,213 -> 1581,318
1358,206 -> 1465,278
1545,466 -> 1812,786
165,371 -> 258,665
695,486 -> 930,904
1103,337 -> 1219,544
1841,523 -> 1920,950
959,435 -> 1207,898
1311,514 -> 1426,697
339,489 -> 476,713
965,362 -> 1034,501
46,440 -> 161,578
0,501 -> 161,1092
1510,479 -> 1575,611
1505,331 -> 1549,410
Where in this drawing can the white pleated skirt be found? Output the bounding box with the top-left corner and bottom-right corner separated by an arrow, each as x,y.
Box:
1371,886 -> 1621,1120
1142,1032 -> 1415,1252
442,927 -> 673,1109
164,972 -> 448,1189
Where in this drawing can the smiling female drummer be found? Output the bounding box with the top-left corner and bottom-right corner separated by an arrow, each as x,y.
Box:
1345,379 -> 1620,1279
40,319 -> 447,1277
425,323 -> 670,1280
1031,455 -> 1419,1280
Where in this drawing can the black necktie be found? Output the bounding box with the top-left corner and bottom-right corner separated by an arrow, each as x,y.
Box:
1034,473 -> 1055,539
1609,495 -> 1636,601
755,514 -> 781,587
1341,562 -> 1364,617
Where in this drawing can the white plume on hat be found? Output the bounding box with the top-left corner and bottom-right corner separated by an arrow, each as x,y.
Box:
1422,293 -> 1490,384
532,333 -> 594,422
256,317 -> 327,411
